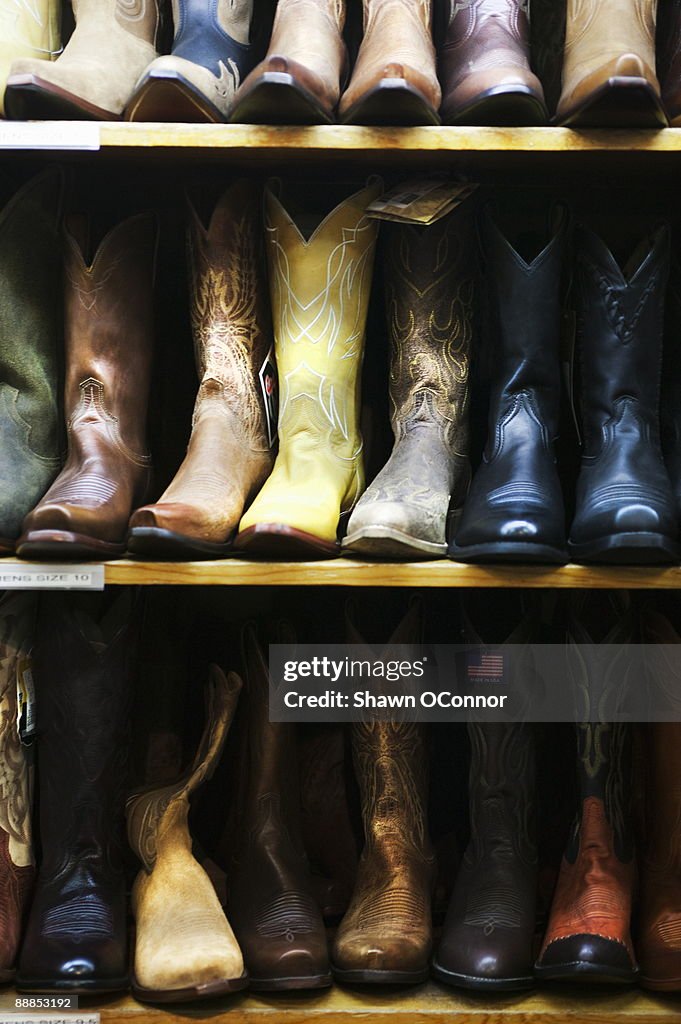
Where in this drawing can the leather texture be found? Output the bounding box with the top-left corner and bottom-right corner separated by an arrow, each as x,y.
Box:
439,0 -> 547,125
0,594 -> 37,981
556,0 -> 663,126
535,597 -> 637,984
128,667 -> 246,1001
126,0 -> 258,121
18,213 -> 156,560
230,0 -> 347,123
658,0 -> 681,124
338,0 -> 441,123
0,170 -> 62,551
17,594 -> 137,993
343,203 -> 476,558
637,609 -> 681,991
129,182 -> 274,557
6,0 -> 160,118
433,602 -> 537,991
661,257 -> 681,520
331,604 -> 434,983
0,0 -> 60,115
568,223 -> 679,565
228,623 -> 330,990
450,204 -> 568,563
236,180 -> 381,556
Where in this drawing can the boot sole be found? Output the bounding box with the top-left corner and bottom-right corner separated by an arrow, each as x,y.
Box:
4,74 -> 120,120
127,526 -> 234,560
132,972 -> 249,1003
17,531 -> 127,561
126,71 -> 225,123
230,73 -> 334,124
442,85 -> 548,126
639,974 -> 681,992
534,961 -> 638,985
234,524 -> 340,559
448,540 -> 569,564
567,532 -> 680,565
341,79 -> 440,126
331,965 -> 429,985
342,525 -> 445,559
15,975 -> 130,994
248,972 -> 332,991
431,960 -> 534,992
555,77 -> 668,128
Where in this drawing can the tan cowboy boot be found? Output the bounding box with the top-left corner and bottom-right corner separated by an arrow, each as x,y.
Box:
0,594 -> 37,982
236,179 -> 381,558
128,181 -> 274,560
127,666 -> 246,1003
230,0 -> 347,124
339,0 -> 440,124
5,0 -> 160,119
556,0 -> 666,127
0,0 -> 60,115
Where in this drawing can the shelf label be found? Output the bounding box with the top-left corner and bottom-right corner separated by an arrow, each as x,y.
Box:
0,563 -> 104,591
0,122 -> 100,151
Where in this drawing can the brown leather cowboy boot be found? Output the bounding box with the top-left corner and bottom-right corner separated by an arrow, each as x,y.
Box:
331,604 -> 434,984
0,594 -> 37,982
439,0 -> 547,125
230,0 -> 347,123
128,667 -> 247,1003
18,213 -> 156,561
343,200 -> 476,559
555,0 -> 666,127
228,623 -> 331,991
636,606 -> 681,991
657,0 -> 681,125
338,0 -> 441,124
128,181 -> 274,560
535,595 -> 638,985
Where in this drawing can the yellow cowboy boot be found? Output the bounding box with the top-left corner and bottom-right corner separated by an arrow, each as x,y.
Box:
236,179 -> 382,558
0,0 -> 61,116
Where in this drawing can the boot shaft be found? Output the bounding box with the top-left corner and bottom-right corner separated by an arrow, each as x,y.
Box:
187,182 -> 273,452
72,0 -> 161,47
562,0 -> 657,80
383,203 -> 475,449
171,0 -> 252,59
444,0 -> 531,53
480,204 -> 567,439
64,212 -> 157,457
361,0 -> 432,35
575,222 -> 669,452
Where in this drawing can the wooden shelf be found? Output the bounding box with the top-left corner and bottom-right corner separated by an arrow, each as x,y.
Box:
0,557 -> 675,588
2,983 -> 681,1023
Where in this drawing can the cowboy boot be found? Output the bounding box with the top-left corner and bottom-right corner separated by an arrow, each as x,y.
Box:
230,0 -> 347,124
228,623 -> 330,991
636,606 -> 681,991
0,0 -> 60,115
5,0 -> 160,119
568,222 -> 678,564
449,202 -> 568,564
433,595 -> 538,992
331,604 -> 434,984
661,256 -> 681,522
658,0 -> 681,124
0,170 -> 62,554
343,201 -> 476,559
535,595 -> 638,985
18,213 -> 156,561
555,0 -> 666,127
0,594 -> 38,981
439,0 -> 547,126
235,180 -> 381,558
128,666 -> 246,1002
338,0 -> 440,124
128,182 -> 274,560
126,0 -> 262,122
16,593 -> 137,993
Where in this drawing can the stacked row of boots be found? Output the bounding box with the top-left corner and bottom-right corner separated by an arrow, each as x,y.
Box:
4,0 -> 681,127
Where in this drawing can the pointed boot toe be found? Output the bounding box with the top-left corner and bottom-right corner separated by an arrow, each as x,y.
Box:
331,932 -> 430,984
535,934 -> 637,984
127,504 -> 236,560
340,63 -> 440,125
231,56 -> 337,124
343,499 -> 447,559
126,57 -> 230,123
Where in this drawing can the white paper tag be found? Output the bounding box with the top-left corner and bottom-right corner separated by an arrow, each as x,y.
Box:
0,122 -> 101,151
0,564 -> 104,590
